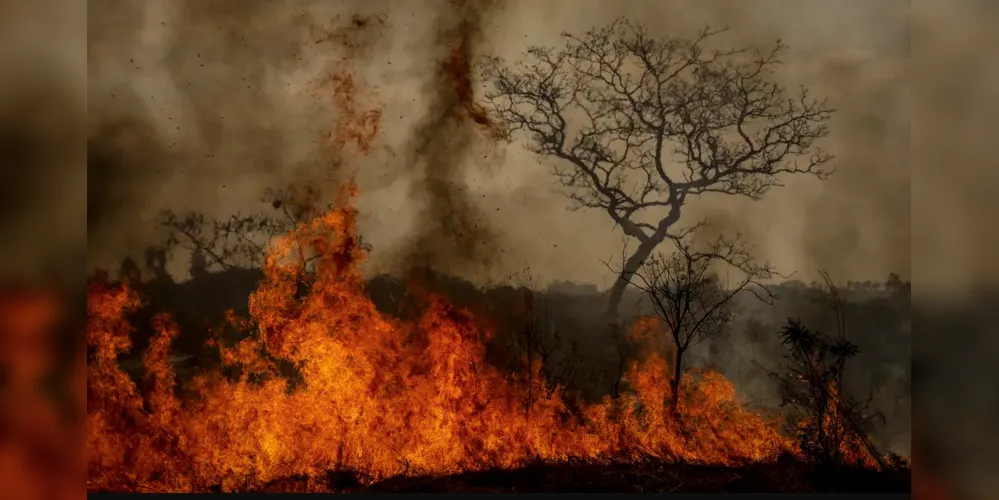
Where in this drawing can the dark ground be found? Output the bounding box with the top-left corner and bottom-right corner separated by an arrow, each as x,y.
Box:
256,456 -> 911,493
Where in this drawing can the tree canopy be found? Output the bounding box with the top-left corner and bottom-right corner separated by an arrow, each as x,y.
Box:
482,18 -> 834,316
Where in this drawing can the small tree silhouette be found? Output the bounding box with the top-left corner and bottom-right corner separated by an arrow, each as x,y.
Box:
157,184 -> 327,272
157,183 -> 371,275
511,287 -> 593,415
621,225 -> 776,416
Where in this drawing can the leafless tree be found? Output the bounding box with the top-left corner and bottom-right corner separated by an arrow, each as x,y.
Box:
482,18 -> 833,318
609,320 -> 636,399
622,225 -> 776,415
512,288 -> 593,414
158,184 -> 369,274
158,210 -> 286,272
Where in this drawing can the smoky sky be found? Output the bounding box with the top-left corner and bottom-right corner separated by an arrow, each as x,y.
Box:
394,0 -> 506,279
473,0 -> 911,287
86,0 -> 920,289
88,0 -> 372,272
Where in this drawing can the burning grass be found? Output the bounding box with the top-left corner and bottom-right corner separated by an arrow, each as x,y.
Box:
85,184 -> 819,493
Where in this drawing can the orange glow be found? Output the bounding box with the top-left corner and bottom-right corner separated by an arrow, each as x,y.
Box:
85,12 -> 884,491
85,185 -> 809,492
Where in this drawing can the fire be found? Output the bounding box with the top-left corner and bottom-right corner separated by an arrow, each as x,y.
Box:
84,10 -> 881,490
796,382 -> 880,469
443,0 -> 504,139
86,183 -> 804,493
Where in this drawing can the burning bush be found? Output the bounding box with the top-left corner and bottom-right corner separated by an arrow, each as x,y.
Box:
764,273 -> 908,475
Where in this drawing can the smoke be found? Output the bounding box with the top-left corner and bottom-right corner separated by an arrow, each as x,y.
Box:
471,0 -> 910,287
394,0 -> 508,279
87,0 -> 515,281
87,0 -> 390,274
912,0 -> 999,292
87,0 -> 916,290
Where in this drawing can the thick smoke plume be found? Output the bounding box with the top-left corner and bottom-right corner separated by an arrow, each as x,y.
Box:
397,0 -> 508,280
87,0 -> 388,275
87,0 -> 912,289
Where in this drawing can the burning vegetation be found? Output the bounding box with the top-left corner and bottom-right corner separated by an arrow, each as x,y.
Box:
86,183 -> 907,493
85,9 -> 909,493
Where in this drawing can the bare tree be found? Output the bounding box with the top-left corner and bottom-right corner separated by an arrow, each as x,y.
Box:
512,288 -> 593,414
158,183 -> 369,274
158,210 -> 285,272
608,319 -> 637,399
482,18 -> 833,318
623,225 -> 776,416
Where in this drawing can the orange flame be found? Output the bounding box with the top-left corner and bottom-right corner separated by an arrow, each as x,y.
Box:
86,184 -> 803,492
798,382 -> 878,468
82,11 -> 877,490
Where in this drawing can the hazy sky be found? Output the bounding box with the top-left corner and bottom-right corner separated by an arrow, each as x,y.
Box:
87,0 -> 913,288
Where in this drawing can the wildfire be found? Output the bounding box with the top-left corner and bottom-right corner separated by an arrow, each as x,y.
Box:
84,10 -> 884,491
86,183 -> 801,492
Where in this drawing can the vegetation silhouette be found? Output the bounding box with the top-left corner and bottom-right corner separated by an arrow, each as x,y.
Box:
481,18 -> 834,318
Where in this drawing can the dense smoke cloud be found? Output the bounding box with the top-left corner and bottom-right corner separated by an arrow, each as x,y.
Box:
912,0 -> 999,292
87,0 -> 911,288
87,0 -> 385,274
394,0 -> 507,279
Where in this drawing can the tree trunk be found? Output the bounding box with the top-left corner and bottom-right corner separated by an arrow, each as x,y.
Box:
603,232 -> 669,320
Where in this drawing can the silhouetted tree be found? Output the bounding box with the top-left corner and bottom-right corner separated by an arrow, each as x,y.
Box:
510,286 -> 594,414
623,226 -> 776,415
157,183 -> 371,277
482,18 -> 834,318
765,272 -> 888,470
157,184 -> 325,272
609,320 -> 636,398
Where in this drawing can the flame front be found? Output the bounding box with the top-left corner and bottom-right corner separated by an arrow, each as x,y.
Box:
85,185 -> 800,492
